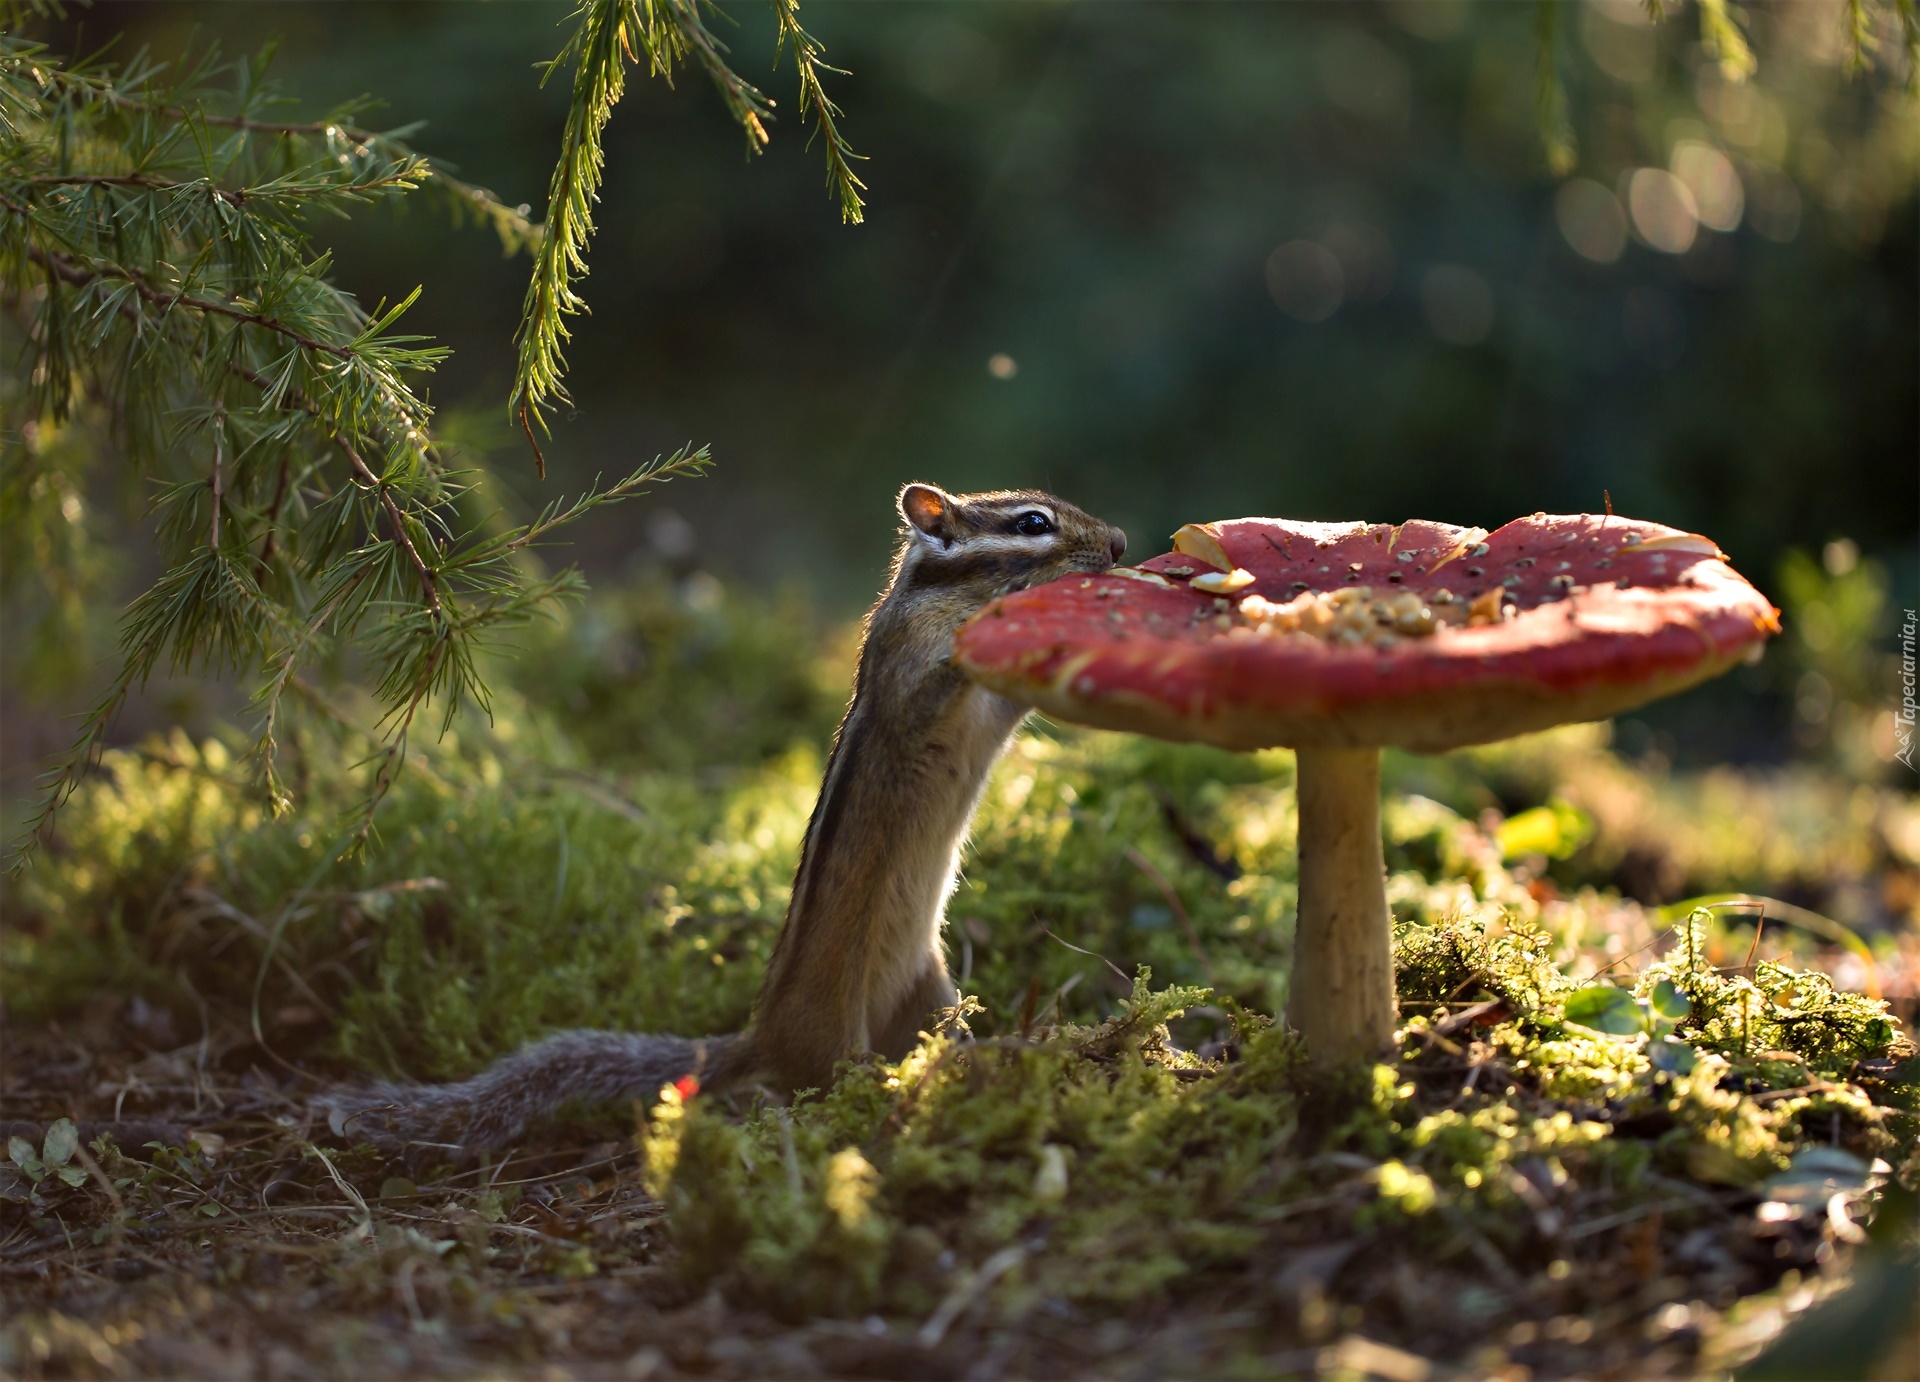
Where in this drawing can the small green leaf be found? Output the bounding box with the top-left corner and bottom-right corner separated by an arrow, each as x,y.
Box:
1563,985 -> 1645,1036
57,1165 -> 89,1189
1649,1038 -> 1697,1075
380,1177 -> 418,1201
1759,1148 -> 1872,1207
1649,980 -> 1690,1023
1785,1147 -> 1872,1179
198,1202 -> 222,1217
42,1118 -> 79,1169
7,1135 -> 40,1173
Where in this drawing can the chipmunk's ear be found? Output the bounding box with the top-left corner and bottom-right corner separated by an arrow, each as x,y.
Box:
900,483 -> 957,544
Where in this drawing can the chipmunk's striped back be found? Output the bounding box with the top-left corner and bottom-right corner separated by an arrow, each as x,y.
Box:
748,484 -> 1126,1092
317,483 -> 1124,1148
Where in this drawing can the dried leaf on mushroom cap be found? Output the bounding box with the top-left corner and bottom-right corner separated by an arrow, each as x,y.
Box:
1171,524 -> 1233,573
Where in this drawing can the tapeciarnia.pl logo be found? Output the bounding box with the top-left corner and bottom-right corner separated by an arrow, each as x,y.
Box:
1897,607 -> 1917,770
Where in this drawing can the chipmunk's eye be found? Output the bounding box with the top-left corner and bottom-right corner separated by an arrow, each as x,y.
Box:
1014,511 -> 1055,536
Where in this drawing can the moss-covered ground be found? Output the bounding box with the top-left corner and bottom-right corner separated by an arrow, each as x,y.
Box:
3,576 -> 1916,1379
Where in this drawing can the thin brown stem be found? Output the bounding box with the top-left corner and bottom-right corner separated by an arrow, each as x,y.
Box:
1743,912 -> 1767,976
337,434 -> 443,619
25,172 -> 245,205
226,361 -> 442,617
517,399 -> 546,479
255,454 -> 292,580
207,412 -> 225,549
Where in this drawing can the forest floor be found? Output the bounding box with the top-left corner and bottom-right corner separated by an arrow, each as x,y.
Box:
2,968 -> 1913,1382
3,580 -> 1917,1379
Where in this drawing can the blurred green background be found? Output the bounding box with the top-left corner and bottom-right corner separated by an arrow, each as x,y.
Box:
5,0 -> 1916,796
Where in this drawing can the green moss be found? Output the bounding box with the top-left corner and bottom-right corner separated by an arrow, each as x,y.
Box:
644,909 -> 1913,1323
4,730 -> 806,1074
646,975 -> 1291,1321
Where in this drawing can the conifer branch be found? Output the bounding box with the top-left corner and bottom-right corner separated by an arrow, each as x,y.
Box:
771,0 -> 865,224
1,35 -> 712,865
25,173 -> 248,204
17,56 -> 542,253
24,239 -> 362,359
509,0 -> 862,465
1696,0 -> 1758,81
1541,0 -> 1912,181
653,0 -> 778,145
510,0 -> 637,476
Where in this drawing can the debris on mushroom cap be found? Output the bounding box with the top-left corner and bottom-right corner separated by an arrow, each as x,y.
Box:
1191,568 -> 1255,594
1171,523 -> 1234,573
1235,587 -> 1433,644
1627,533 -> 1724,557
954,513 -> 1780,754
1426,528 -> 1492,573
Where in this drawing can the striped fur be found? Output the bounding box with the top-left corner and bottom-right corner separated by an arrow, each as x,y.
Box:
317,483 -> 1124,1150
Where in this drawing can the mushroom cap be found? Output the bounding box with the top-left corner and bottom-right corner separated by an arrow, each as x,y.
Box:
953,513 -> 1780,753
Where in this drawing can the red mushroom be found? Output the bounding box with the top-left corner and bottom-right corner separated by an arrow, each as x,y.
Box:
953,513 -> 1779,1064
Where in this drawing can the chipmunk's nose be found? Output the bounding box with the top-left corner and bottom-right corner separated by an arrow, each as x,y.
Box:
1109,529 -> 1127,566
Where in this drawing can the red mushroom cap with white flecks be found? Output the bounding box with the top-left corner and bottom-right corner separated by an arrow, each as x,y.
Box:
952,513 -> 1780,753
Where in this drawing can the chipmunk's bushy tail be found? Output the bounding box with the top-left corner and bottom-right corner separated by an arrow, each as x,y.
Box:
317,1030 -> 744,1151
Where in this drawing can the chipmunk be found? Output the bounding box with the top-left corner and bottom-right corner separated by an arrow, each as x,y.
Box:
321,483 -> 1126,1149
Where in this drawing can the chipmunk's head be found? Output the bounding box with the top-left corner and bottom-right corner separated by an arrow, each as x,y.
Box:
894,483 -> 1126,601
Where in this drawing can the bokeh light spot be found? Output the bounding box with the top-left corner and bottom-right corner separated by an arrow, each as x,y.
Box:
1555,179 -> 1629,264
1627,168 -> 1699,254
1671,140 -> 1745,232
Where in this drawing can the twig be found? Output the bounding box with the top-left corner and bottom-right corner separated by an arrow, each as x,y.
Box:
25,240 -> 358,359
24,171 -> 245,205
1744,911 -> 1767,976
1433,998 -> 1510,1038
919,1244 -> 1026,1347
1590,929 -> 1670,980
23,170 -> 415,206
1036,922 -> 1130,986
226,361 -> 443,617
254,456 -> 293,580
307,1144 -> 373,1235
340,436 -> 445,618
207,410 -> 225,550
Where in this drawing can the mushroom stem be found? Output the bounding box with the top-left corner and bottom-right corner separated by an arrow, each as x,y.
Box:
1288,745 -> 1397,1063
